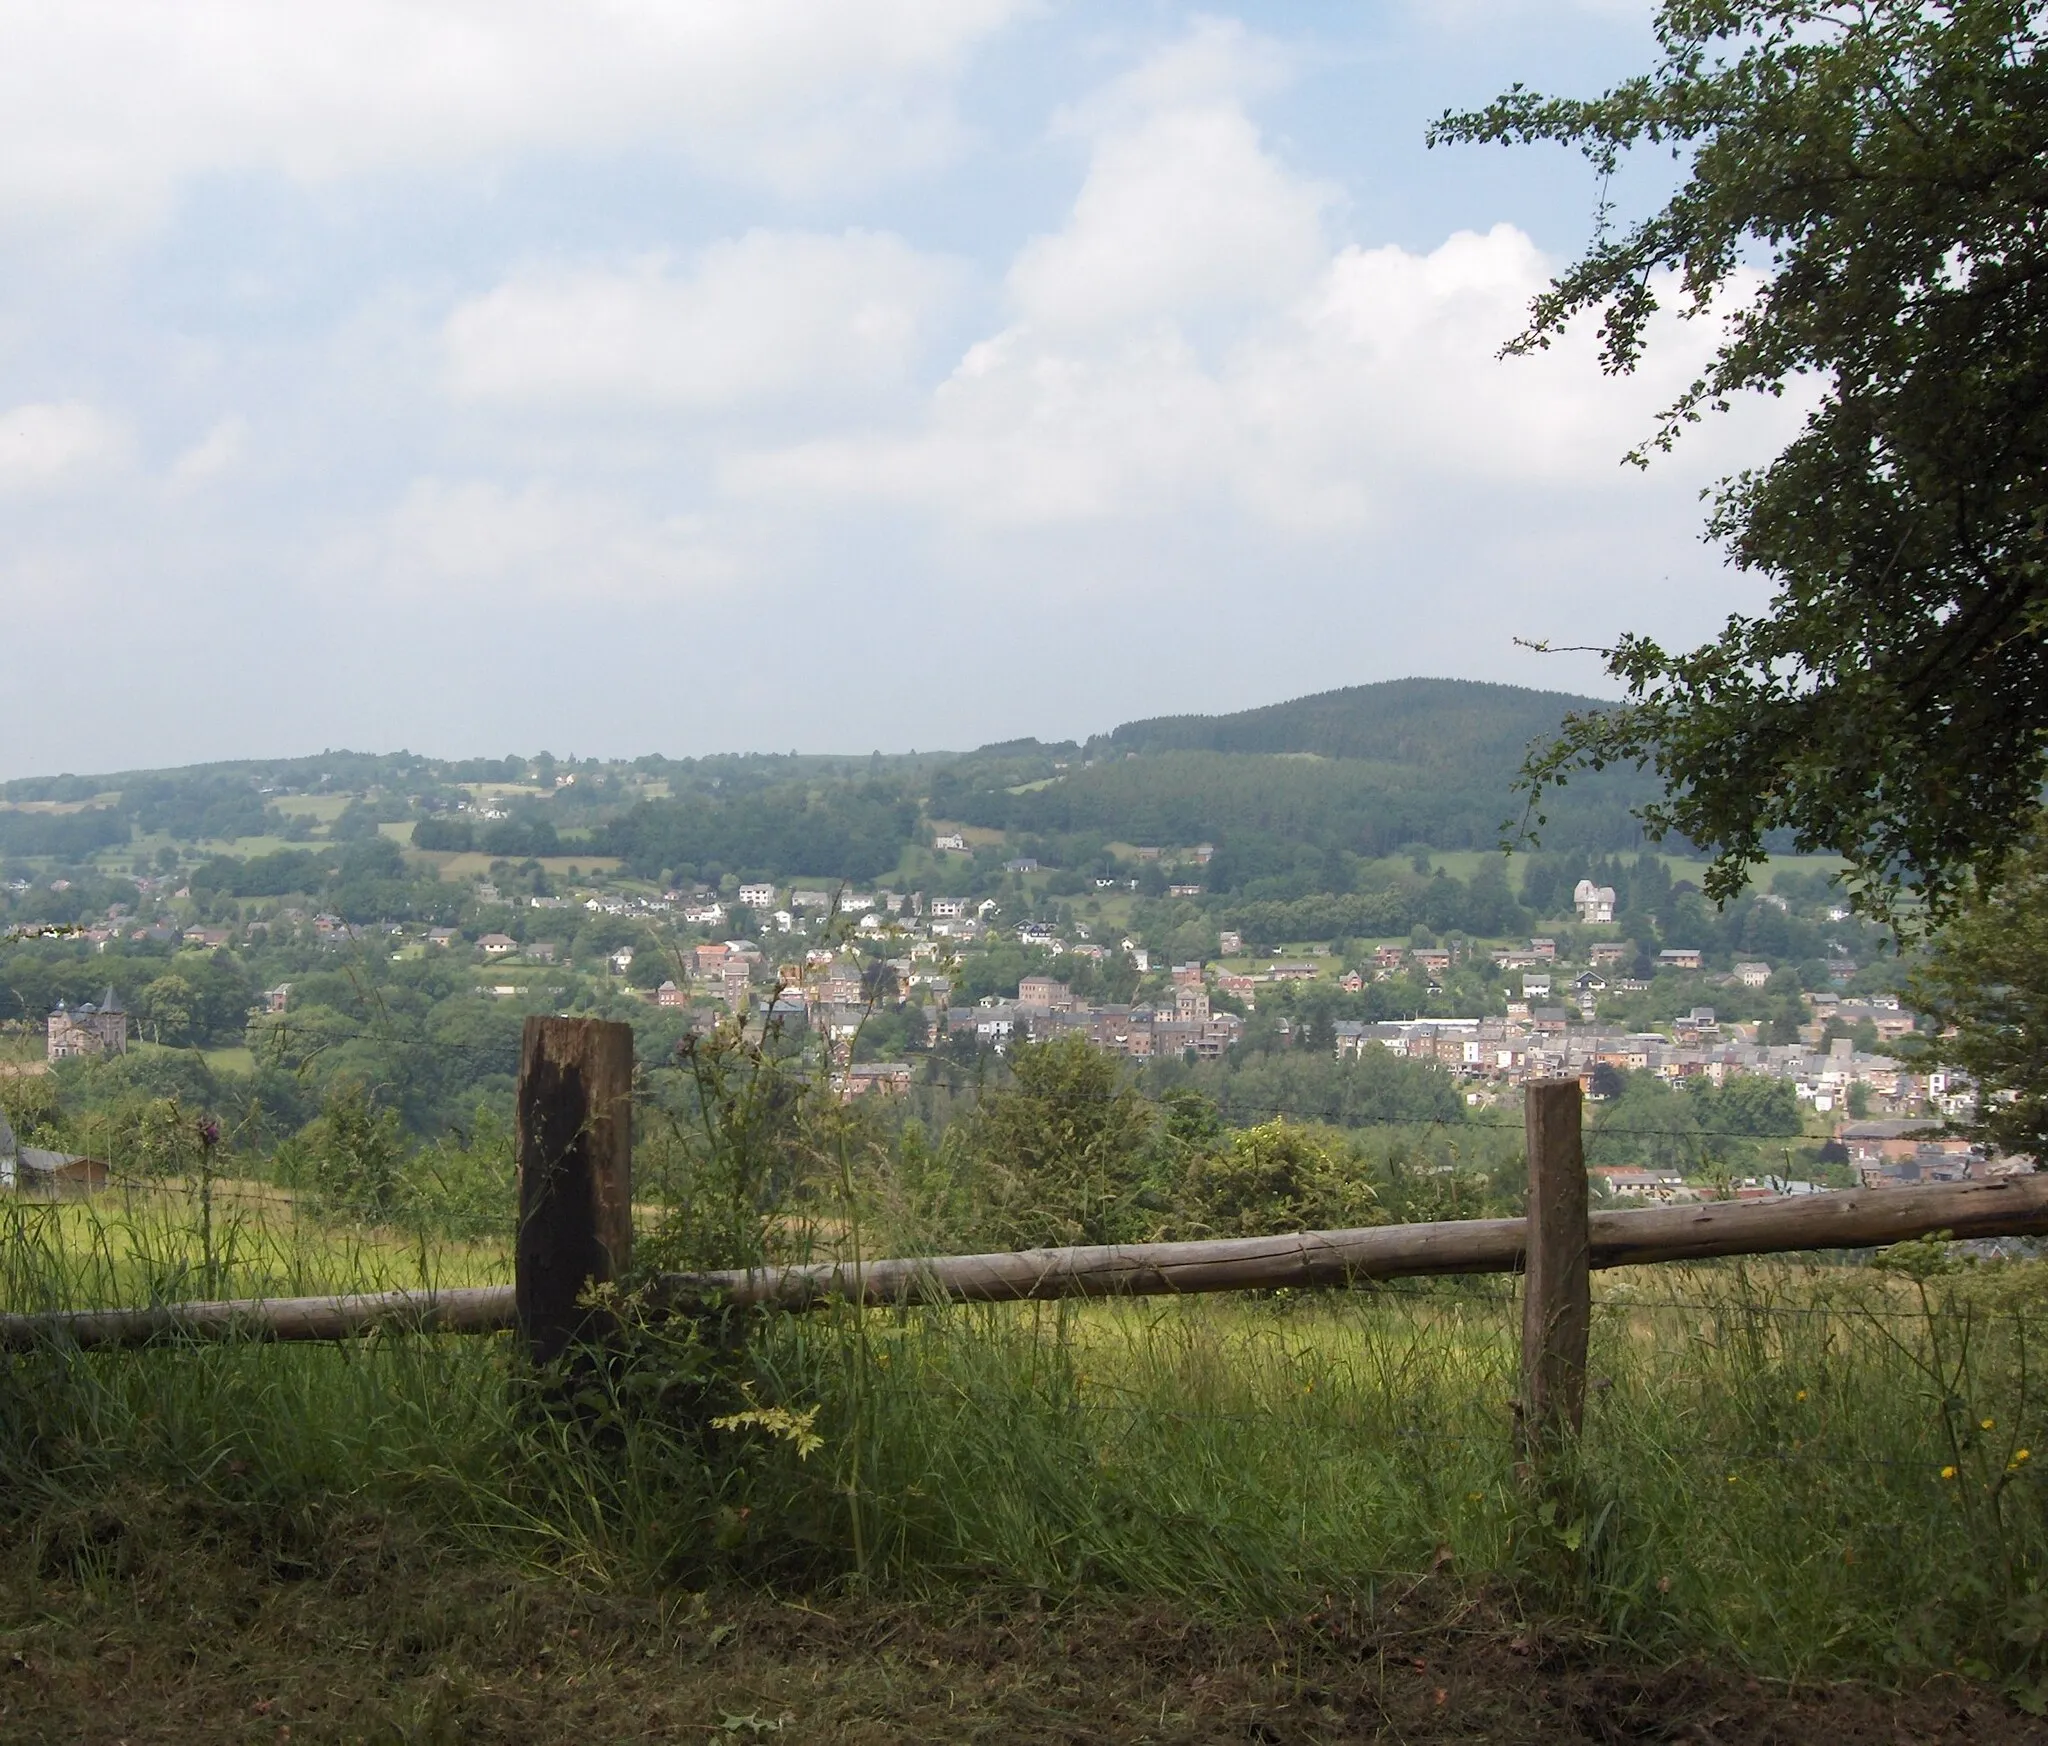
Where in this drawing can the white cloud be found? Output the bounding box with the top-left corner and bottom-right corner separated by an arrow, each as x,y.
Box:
730,31 -> 1790,539
167,415 -> 247,489
375,477 -> 736,603
0,0 -> 1028,231
1009,105 -> 1334,331
445,231 -> 962,411
0,400 -> 125,494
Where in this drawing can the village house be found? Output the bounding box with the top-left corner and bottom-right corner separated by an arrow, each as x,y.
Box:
1574,879 -> 1617,923
1218,931 -> 1243,954
1018,975 -> 1076,1011
814,963 -> 866,1007
933,833 -> 967,851
1733,961 -> 1772,988
1659,947 -> 1704,971
656,980 -> 687,1009
738,883 -> 776,909
1594,1166 -> 1694,1203
1589,942 -> 1630,966
477,933 -> 517,957
0,1109 -> 109,1196
46,989 -> 128,1063
426,926 -> 461,949
845,1062 -> 914,1097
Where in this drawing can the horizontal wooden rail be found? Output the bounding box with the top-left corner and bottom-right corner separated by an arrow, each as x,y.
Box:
655,1175 -> 2048,1310
2,1175 -> 2043,1349
0,1285 -> 516,1350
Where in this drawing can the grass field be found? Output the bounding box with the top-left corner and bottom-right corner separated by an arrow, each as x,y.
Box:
2,1176 -> 2047,1740
413,851 -> 623,881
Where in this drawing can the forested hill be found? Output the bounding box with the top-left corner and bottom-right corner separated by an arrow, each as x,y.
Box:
1096,678 -> 1611,770
0,677 -> 1672,889
928,678 -> 1664,873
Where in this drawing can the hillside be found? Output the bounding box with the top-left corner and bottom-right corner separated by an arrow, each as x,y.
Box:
929,678 -> 1663,877
0,677 -> 1668,887
1097,677 -> 1615,771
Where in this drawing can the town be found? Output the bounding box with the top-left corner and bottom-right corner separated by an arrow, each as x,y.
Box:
2,736 -> 2001,1206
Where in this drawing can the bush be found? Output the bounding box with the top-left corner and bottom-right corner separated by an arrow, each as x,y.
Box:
1174,1120 -> 1380,1238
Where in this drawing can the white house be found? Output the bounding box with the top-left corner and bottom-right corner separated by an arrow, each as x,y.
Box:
738,883 -> 776,909
1573,879 -> 1617,924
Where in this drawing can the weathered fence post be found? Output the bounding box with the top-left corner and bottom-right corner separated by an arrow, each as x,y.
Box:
515,1016 -> 634,1367
1518,1075 -> 1590,1464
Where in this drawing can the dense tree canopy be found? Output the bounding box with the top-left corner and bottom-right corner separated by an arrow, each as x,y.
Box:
1906,825 -> 2048,1158
1434,1 -> 2048,920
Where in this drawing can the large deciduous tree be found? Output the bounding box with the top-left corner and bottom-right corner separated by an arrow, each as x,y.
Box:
1432,1 -> 2048,921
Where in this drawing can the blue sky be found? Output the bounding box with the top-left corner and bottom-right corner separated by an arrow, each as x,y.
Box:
0,2 -> 1796,778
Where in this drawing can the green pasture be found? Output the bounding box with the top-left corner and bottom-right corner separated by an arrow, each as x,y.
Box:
2,1177 -> 2046,1697
413,851 -> 622,881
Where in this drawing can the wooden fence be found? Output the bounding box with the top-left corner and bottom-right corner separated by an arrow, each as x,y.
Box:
6,1017 -> 2048,1450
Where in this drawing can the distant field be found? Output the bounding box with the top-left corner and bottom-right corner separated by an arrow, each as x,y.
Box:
377,821 -> 416,845
415,852 -> 621,881
128,1041 -> 258,1075
926,820 -> 1006,847
0,795 -> 117,814
270,795 -> 351,822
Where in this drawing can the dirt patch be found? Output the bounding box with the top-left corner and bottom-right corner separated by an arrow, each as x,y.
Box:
0,1506 -> 2034,1744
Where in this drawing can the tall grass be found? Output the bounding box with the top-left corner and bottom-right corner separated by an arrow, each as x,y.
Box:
2,1181 -> 2046,1702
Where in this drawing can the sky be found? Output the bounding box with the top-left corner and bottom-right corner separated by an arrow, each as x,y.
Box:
0,1 -> 1801,779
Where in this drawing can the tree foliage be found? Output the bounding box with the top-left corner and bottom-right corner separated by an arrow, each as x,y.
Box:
1906,824 -> 2048,1159
966,1035 -> 1157,1248
1434,1 -> 2048,920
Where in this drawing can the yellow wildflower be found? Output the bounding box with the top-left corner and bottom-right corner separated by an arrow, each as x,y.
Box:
1795,1389 -> 1807,1402
1983,1418 -> 1997,1431
2017,1449 -> 2032,1464
1941,1465 -> 1958,1481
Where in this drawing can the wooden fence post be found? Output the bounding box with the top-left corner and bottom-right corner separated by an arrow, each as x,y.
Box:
1519,1075 -> 1590,1463
515,1016 -> 634,1368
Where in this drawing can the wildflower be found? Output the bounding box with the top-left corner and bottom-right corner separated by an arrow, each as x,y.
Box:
1726,1474 -> 1738,1485
2017,1449 -> 2032,1465
1794,1389 -> 1807,1402
1983,1418 -> 1997,1431
1941,1465 -> 1958,1481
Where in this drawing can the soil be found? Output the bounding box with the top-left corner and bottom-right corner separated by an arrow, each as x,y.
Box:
0,1502 -> 2039,1744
